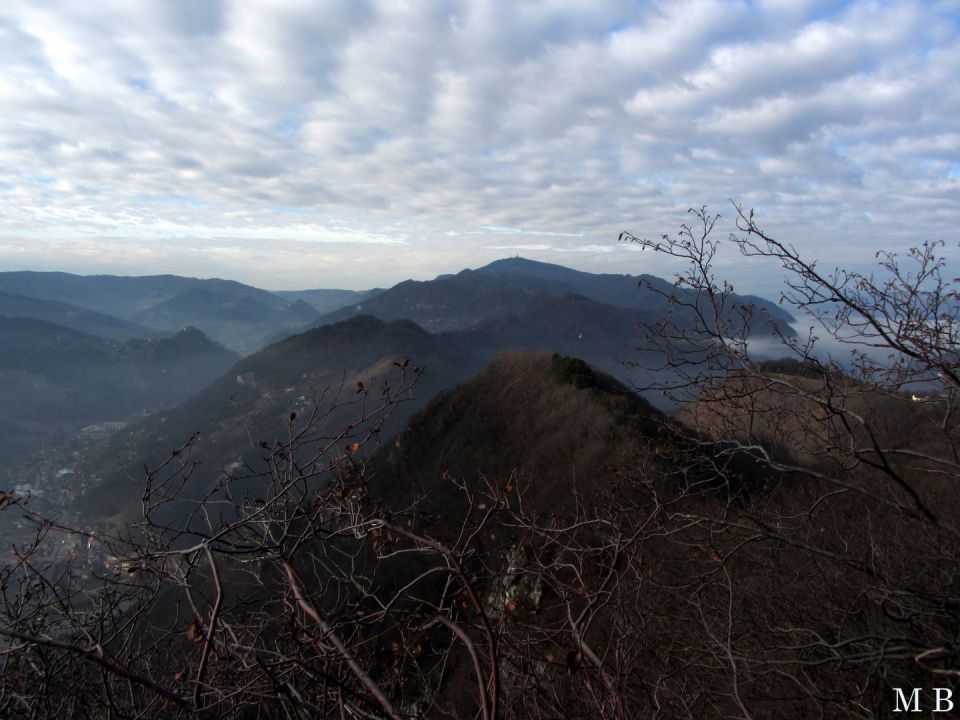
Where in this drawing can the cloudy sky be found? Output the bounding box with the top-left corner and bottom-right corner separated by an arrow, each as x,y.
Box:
0,0 -> 957,292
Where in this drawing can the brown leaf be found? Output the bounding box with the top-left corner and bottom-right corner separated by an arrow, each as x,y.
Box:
185,618 -> 204,645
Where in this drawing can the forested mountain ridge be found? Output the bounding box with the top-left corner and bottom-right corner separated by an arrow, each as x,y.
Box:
0,318 -> 238,462
0,271 -> 290,318
0,271 -> 328,352
77,315 -> 481,522
0,289 -> 154,341
305,256 -> 793,338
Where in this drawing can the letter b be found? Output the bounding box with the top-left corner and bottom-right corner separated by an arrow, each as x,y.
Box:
935,688 -> 954,712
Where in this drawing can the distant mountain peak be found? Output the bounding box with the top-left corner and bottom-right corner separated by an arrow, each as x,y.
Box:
478,256 -> 634,282
480,256 -> 566,272
161,326 -> 231,352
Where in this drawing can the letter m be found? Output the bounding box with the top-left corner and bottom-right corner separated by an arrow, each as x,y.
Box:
893,688 -> 921,713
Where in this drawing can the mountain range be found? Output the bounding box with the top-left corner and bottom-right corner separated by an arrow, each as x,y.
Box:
0,318 -> 238,465
0,271 -> 331,353
0,256 -> 794,526
0,289 -> 153,341
306,256 -> 793,334
9,256 -> 936,717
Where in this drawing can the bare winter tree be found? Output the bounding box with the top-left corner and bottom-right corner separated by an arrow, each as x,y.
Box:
0,364 -> 510,719
617,205 -> 960,716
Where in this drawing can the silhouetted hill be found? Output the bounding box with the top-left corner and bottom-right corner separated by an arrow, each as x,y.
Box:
344,353 -> 680,712
272,288 -> 382,314
0,271 -> 288,318
132,288 -> 320,353
479,256 -> 676,309
0,290 -> 153,341
0,318 -> 237,420
133,288 -> 275,324
369,352 -> 666,522
277,298 -> 322,325
0,271 -> 326,353
480,256 -> 795,325
79,316 -> 482,522
311,272 -> 552,332
306,257 -> 794,337
445,292 -> 652,380
355,350 -> 943,717
0,318 -> 238,463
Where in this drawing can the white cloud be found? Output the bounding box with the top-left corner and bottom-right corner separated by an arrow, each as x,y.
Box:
485,244 -> 554,251
0,0 -> 956,291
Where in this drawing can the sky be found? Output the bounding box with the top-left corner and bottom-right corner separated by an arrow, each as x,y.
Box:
0,0 -> 957,293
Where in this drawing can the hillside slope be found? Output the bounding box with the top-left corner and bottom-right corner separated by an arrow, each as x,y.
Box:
358,354 -> 939,718
272,287 -> 382,314
307,257 -> 794,338
5,349 -> 943,717
0,271 -> 321,353
132,287 -> 319,353
369,352 -> 666,527
78,315 -> 482,521
0,271 -> 288,318
0,290 -> 153,341
0,318 -> 237,442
